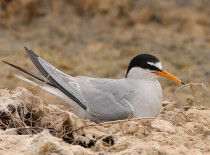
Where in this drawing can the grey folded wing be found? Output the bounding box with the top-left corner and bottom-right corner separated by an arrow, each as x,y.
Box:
77,78 -> 134,121
25,47 -> 87,110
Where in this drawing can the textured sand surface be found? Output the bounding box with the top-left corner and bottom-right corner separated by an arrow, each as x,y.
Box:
0,88 -> 209,154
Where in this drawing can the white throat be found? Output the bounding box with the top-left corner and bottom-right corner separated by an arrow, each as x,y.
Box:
127,67 -> 159,80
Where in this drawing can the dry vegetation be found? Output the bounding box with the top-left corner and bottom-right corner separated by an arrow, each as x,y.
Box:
0,0 -> 210,154
0,87 -> 210,154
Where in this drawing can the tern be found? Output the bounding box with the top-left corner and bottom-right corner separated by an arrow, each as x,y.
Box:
3,47 -> 184,122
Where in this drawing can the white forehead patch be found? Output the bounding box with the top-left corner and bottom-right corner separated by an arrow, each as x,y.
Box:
147,62 -> 162,70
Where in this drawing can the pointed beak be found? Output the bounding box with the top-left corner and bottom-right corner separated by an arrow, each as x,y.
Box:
153,70 -> 185,85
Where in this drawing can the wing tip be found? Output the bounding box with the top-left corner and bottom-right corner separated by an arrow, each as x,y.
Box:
24,46 -> 31,56
24,46 -> 31,55
24,46 -> 28,51
24,46 -> 39,58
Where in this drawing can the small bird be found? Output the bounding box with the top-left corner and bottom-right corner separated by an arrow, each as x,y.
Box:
3,47 -> 184,122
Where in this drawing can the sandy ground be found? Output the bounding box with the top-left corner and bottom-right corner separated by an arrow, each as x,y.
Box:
0,0 -> 210,154
0,88 -> 210,155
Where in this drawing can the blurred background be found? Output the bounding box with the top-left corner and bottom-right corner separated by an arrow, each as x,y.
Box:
0,0 -> 209,106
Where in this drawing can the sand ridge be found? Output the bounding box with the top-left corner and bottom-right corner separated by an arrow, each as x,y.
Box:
0,87 -> 209,154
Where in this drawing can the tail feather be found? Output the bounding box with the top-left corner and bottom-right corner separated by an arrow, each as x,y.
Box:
2,61 -> 56,87
15,74 -> 68,99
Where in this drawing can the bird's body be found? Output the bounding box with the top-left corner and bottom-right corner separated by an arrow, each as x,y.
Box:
3,47 -> 183,123
55,76 -> 162,122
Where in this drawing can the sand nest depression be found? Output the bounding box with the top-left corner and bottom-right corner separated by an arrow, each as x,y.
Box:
0,87 -> 210,155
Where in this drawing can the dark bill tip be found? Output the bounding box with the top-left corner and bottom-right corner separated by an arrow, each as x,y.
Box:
181,82 -> 185,85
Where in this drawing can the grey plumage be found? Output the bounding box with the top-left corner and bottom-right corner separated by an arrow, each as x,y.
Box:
3,47 -> 165,123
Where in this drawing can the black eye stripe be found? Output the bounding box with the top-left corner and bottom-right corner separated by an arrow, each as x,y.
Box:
147,62 -> 162,71
126,54 -> 161,77
146,64 -> 162,71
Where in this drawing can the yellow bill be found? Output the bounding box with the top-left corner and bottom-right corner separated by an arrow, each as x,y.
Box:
153,70 -> 185,85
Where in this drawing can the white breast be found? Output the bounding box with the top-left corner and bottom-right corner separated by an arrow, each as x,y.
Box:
129,79 -> 162,118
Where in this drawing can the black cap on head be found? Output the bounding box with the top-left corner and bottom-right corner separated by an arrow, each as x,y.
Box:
126,54 -> 162,77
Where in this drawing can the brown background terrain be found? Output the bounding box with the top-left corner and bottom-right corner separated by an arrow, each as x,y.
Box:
0,0 -> 210,106
0,0 -> 210,107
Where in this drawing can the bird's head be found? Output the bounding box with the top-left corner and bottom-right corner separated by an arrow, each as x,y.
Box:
126,54 -> 184,85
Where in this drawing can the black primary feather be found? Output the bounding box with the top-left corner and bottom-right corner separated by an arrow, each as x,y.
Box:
2,61 -> 56,87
